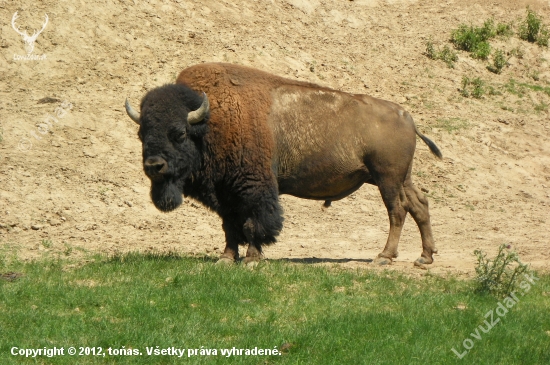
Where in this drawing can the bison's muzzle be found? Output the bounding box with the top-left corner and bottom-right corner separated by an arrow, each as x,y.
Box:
144,156 -> 183,212
144,156 -> 168,180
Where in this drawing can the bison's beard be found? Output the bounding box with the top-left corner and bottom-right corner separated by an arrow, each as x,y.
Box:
150,180 -> 183,212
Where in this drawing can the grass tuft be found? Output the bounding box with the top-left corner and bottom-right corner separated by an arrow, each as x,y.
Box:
433,117 -> 469,133
461,76 -> 485,98
534,101 -> 548,113
506,79 -> 550,97
510,46 -> 524,59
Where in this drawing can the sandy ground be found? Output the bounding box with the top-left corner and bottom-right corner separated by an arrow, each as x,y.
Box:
1,0 -> 549,277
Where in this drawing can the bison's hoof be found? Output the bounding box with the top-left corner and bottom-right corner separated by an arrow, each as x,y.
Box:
216,257 -> 235,265
414,257 -> 433,269
243,257 -> 260,268
414,262 -> 428,270
373,257 -> 392,266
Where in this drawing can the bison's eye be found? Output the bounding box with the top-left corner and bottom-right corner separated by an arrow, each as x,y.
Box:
173,130 -> 187,143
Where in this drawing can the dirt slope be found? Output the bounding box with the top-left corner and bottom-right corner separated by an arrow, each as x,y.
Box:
1,0 -> 549,276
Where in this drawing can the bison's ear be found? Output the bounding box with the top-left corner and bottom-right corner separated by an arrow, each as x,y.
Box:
187,92 -> 210,125
125,99 -> 140,125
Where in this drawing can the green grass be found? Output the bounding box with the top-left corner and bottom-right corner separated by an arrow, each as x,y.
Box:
434,117 -> 470,133
506,79 -> 550,98
517,81 -> 550,97
505,79 -> 526,97
534,101 -> 549,113
1,253 -> 549,364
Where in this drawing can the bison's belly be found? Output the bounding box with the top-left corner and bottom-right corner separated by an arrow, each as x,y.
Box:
277,162 -> 371,200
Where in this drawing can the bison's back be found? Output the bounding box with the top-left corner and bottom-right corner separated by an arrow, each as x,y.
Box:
176,63 -> 417,201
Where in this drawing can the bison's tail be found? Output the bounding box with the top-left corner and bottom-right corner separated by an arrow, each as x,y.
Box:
414,124 -> 443,159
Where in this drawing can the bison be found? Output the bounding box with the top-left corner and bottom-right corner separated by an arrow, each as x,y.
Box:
125,63 -> 442,267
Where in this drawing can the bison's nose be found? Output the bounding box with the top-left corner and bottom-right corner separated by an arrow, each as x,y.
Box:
144,156 -> 168,177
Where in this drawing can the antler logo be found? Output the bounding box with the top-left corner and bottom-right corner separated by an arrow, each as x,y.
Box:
11,11 -> 48,54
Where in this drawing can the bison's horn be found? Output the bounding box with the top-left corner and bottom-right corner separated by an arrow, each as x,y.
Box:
125,99 -> 140,125
187,92 -> 210,125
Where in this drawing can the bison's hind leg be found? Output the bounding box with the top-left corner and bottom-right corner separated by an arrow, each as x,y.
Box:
373,181 -> 408,266
404,180 -> 438,266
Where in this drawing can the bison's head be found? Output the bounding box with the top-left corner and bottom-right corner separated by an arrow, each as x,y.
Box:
125,84 -> 210,212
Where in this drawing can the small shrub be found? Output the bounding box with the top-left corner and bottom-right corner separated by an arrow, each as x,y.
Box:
452,25 -> 481,52
461,76 -> 485,98
474,244 -> 530,297
487,49 -> 508,74
471,77 -> 485,98
479,18 -> 497,40
425,41 -> 437,59
424,41 -> 458,68
471,41 -> 491,60
537,28 -> 550,47
439,45 -> 458,67
461,76 -> 471,97
451,19 -> 496,58
41,239 -> 52,249
496,22 -> 514,37
518,8 -> 549,47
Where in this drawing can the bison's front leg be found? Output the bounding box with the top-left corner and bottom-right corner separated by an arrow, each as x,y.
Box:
241,189 -> 284,267
243,219 -> 263,267
216,220 -> 243,265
